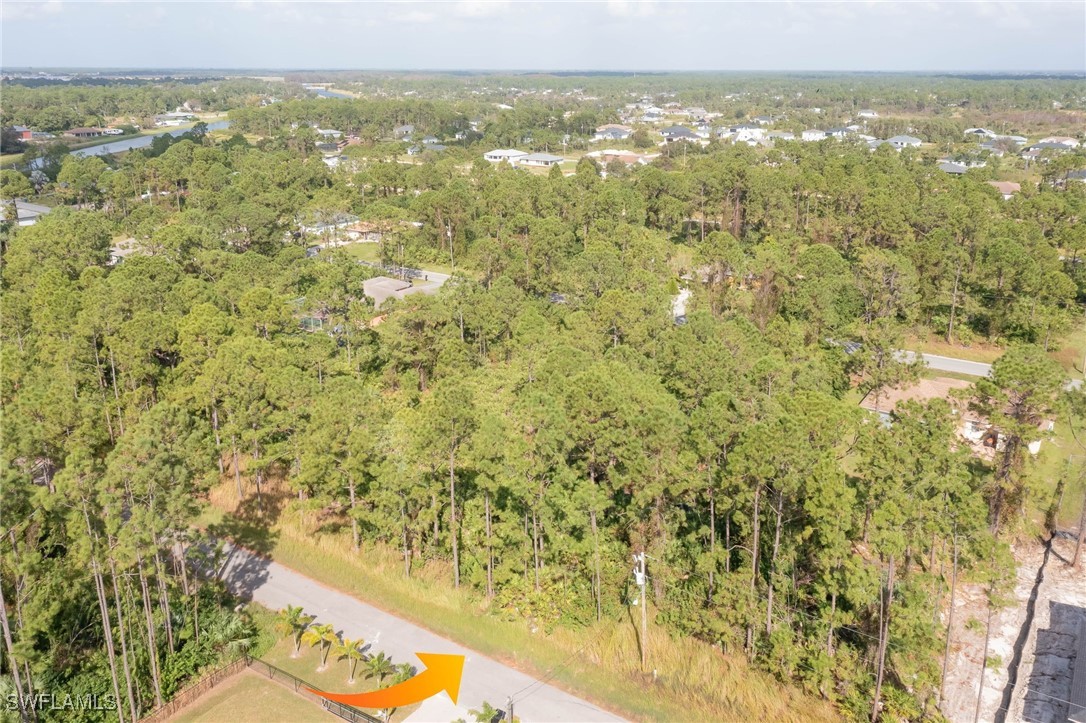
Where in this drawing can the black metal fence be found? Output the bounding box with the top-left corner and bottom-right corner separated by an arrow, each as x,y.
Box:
246,656 -> 384,723
138,655 -> 383,723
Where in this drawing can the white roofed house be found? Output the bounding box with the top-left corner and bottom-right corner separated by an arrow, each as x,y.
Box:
483,149 -> 529,164
801,129 -> 827,142
1,199 -> 53,227
887,134 -> 922,149
1037,136 -> 1080,148
519,152 -> 564,167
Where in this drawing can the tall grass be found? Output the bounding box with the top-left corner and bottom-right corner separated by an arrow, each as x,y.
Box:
205,479 -> 839,722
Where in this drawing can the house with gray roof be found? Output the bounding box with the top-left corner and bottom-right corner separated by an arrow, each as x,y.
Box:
660,126 -> 700,142
887,135 -> 922,149
519,152 -> 564,167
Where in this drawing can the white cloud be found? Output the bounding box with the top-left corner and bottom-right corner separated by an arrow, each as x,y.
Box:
454,0 -> 510,18
393,9 -> 437,23
606,0 -> 656,19
2,0 -> 62,22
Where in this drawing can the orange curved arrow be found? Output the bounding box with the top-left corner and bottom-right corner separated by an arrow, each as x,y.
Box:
308,652 -> 465,708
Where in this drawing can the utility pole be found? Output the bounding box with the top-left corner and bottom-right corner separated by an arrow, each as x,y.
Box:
506,696 -> 514,722
633,552 -> 648,670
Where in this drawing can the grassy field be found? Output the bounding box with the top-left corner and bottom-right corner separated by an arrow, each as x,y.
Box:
253,632 -> 419,722
199,480 -> 838,723
337,243 -> 381,263
169,670 -> 332,723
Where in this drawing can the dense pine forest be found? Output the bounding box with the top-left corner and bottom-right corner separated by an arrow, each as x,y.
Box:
2,80 -> 1085,722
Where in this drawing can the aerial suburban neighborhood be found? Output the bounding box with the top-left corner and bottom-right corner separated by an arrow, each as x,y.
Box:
1,3 -> 1085,723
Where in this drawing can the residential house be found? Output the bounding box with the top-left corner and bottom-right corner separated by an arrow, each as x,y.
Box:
362,276 -> 438,309
344,221 -> 388,242
938,162 -> 970,175
660,126 -> 701,142
987,181 -> 1021,200
1024,141 -> 1074,158
299,213 -> 360,242
153,112 -> 195,127
767,131 -> 795,141
801,129 -> 827,142
421,135 -> 441,145
0,199 -> 52,227
1038,136 -> 1080,148
859,376 -> 1050,456
483,149 -> 529,164
594,124 -> 632,141
857,109 -> 879,118
392,124 -> 415,138
64,127 -> 104,139
11,126 -> 33,140
887,135 -> 922,149
965,127 -> 997,138
825,127 -> 854,139
316,128 -> 343,140
752,115 -> 776,125
519,152 -> 564,167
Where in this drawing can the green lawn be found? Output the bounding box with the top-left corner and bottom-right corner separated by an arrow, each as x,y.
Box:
256,635 -> 418,722
337,243 -> 381,263
170,670 -> 332,723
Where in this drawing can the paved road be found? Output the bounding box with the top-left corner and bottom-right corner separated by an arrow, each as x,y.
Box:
216,544 -> 626,723
900,350 -> 1083,390
900,351 -> 994,377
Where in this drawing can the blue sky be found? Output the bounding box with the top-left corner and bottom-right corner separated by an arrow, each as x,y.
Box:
2,1 -> 1085,72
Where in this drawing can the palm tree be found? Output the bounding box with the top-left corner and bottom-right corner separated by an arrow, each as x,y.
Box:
365,651 -> 394,686
274,605 -> 315,658
300,623 -> 338,671
203,609 -> 256,659
334,636 -> 366,684
469,701 -> 500,723
381,663 -> 416,723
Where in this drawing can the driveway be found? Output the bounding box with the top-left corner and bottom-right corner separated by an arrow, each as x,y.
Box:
216,544 -> 626,723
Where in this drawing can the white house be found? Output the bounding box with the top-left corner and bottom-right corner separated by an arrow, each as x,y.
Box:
660,126 -> 700,142
1,200 -> 52,227
801,129 -> 827,142
887,135 -> 922,149
519,152 -> 564,167
857,109 -> 879,119
965,127 -> 997,138
484,149 -> 529,164
1038,136 -> 1080,148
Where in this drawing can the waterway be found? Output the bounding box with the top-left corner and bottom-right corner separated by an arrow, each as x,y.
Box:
71,120 -> 231,157
308,87 -> 353,99
27,120 -> 231,169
